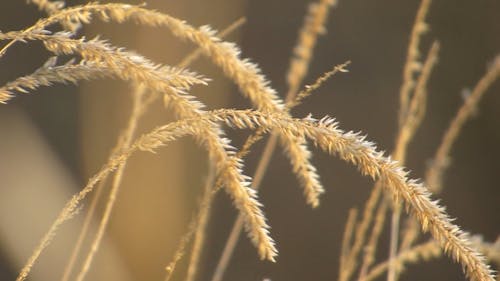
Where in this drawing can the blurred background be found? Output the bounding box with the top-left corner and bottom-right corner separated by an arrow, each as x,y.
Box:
0,0 -> 499,281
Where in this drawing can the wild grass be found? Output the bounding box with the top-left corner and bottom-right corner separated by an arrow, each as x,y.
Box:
0,0 -> 499,281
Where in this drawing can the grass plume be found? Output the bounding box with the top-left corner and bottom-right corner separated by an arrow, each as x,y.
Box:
0,1 -> 498,281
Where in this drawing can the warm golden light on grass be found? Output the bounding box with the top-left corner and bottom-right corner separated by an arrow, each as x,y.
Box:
0,1 -> 498,281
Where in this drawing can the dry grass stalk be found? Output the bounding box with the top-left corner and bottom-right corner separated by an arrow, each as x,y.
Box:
163,216 -> 199,281
398,214 -> 420,253
286,61 -> 350,110
425,56 -> 500,193
237,56 -> 349,162
387,41 -> 440,281
0,57 -> 113,104
15,105 -> 201,281
111,108 -> 496,281
71,17 -> 249,281
398,0 -> 432,125
363,240 -> 442,281
365,236 -> 498,281
210,131 -> 282,281
118,32 -> 250,280
393,41 -> 440,162
222,110 -> 495,281
2,2 -> 496,281
15,150 -> 130,281
0,0 -> 74,58
4,28 -> 277,281
211,2 -> 338,277
193,110 -> 495,280
341,13 -> 439,281
60,70 -> 152,281
59,180 -> 107,281
177,17 -> 247,68
281,0 -> 338,207
138,113 -> 279,264
286,0 -> 337,101
7,32 -> 197,280
2,9 -> 324,252
238,60 -> 350,202
12,110 -> 242,281
3,14 -> 252,279
168,19 -> 251,281
9,97 -> 496,281
340,208 -> 358,274
24,2 -> 284,111
0,32 -> 208,95
399,54 -> 500,254
185,166 -> 218,281
174,90 -> 277,262
59,82 -> 149,281
357,197 -> 389,281
73,85 -> 148,281
201,103 -> 493,281
152,113 -> 278,264
339,183 -> 382,281
37,2 -> 322,209
0,35 -> 215,273
340,42 -> 438,278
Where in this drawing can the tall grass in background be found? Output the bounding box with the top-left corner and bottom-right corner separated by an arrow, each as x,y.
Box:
0,0 -> 499,281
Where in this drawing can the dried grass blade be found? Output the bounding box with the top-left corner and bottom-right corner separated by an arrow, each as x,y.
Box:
398,0 -> 432,125
286,0 -> 338,101
16,2 -> 325,208
363,240 -> 441,281
398,54 -> 500,256
25,108 -> 493,281
387,41 -> 440,281
0,58 -> 112,104
209,109 -> 496,281
426,56 -> 500,193
340,208 -> 358,274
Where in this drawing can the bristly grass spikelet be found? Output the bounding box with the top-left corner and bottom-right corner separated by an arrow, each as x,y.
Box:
1,2 -> 497,281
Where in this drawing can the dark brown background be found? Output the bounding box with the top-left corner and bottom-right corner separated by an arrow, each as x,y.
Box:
0,0 -> 499,280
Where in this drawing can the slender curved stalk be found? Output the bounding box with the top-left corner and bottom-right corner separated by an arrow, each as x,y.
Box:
210,1 -> 337,279
59,180 -> 107,281
185,165 -> 217,281
74,18 -> 250,281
